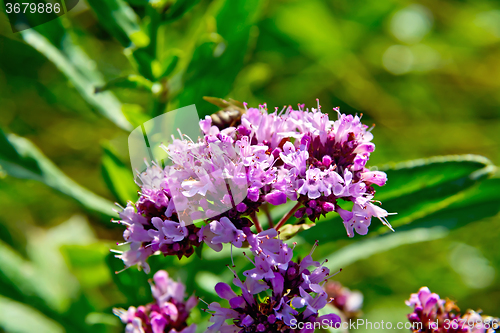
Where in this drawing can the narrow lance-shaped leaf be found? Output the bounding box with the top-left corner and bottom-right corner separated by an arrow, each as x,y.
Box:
164,0 -> 202,21
21,28 -> 132,131
175,0 -> 263,116
300,155 -> 496,244
320,226 -> 449,270
0,240 -> 55,308
85,0 -> 149,48
0,218 -> 97,332
372,155 -> 496,232
95,75 -> 155,93
0,128 -> 116,218
101,145 -> 138,205
395,176 -> 500,233
0,295 -> 65,333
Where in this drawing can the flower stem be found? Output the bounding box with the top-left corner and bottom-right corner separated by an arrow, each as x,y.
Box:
275,202 -> 302,231
262,204 -> 274,228
250,211 -> 263,233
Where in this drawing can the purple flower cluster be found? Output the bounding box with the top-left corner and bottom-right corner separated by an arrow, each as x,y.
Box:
206,235 -> 341,332
113,270 -> 197,333
406,287 -> 498,333
235,103 -> 393,236
113,200 -> 202,273
114,101 -> 392,272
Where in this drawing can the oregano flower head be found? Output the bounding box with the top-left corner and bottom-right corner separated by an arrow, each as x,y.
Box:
113,270 -> 197,333
206,237 -> 341,332
406,287 -> 498,333
113,101 -> 393,272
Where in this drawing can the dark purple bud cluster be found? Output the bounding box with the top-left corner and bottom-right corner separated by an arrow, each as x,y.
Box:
113,270 -> 197,333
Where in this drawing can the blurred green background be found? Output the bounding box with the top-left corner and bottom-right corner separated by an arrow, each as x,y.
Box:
0,0 -> 499,332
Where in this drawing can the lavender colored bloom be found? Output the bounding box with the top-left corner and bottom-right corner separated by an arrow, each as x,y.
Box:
406,287 -> 443,315
205,238 -> 341,332
206,217 -> 246,248
405,287 -> 498,333
234,102 -> 393,236
335,201 -> 394,238
264,190 -> 288,206
298,168 -> 330,199
291,284 -> 329,318
114,270 -> 197,333
280,141 -> 309,177
115,101 -> 394,271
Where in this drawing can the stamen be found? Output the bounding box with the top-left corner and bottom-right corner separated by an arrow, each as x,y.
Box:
226,265 -> 244,285
333,107 -> 341,118
199,298 -> 210,306
378,217 -> 395,232
114,202 -> 125,210
325,268 -> 343,280
231,244 -> 235,267
242,252 -> 255,264
183,133 -> 195,143
309,240 -> 319,256
114,266 -> 129,274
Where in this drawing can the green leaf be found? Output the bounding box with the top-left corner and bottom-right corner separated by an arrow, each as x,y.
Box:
373,155 -> 496,232
24,215 -> 96,313
105,252 -> 152,305
279,222 -> 315,241
0,216 -> 97,316
124,0 -> 148,5
21,28 -> 132,131
0,295 -> 65,333
375,155 -> 495,202
121,104 -> 152,128
0,129 -> 42,180
85,0 -> 149,47
195,242 -> 204,259
0,129 -> 116,218
175,0 -> 263,116
158,53 -> 180,79
322,226 -> 449,270
0,240 -> 53,308
300,155 -> 497,244
101,145 -> 138,205
61,243 -> 112,288
395,176 -> 500,232
95,75 -> 155,93
125,47 -> 156,81
164,0 -> 202,21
